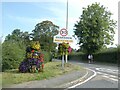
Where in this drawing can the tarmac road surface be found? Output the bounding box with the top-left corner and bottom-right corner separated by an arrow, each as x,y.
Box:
68,60 -> 118,88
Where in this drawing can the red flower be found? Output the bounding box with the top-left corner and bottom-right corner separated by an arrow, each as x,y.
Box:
31,50 -> 34,53
40,58 -> 44,62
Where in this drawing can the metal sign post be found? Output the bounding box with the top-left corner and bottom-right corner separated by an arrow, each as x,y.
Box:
52,0 -> 70,69
65,0 -> 68,63
65,54 -> 68,63
62,54 -> 64,69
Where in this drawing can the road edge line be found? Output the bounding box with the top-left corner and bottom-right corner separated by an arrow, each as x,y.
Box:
68,68 -> 97,88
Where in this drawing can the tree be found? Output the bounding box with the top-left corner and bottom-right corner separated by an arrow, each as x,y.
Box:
21,31 -> 31,46
5,29 -> 30,47
2,41 -> 25,71
2,29 -> 31,71
31,20 -> 59,52
74,3 -> 117,54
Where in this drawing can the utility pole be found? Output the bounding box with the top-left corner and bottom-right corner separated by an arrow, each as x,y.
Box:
66,0 -> 68,30
65,0 -> 68,63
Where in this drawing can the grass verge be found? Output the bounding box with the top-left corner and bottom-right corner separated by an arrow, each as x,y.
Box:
0,73 -> 2,89
2,61 -> 82,87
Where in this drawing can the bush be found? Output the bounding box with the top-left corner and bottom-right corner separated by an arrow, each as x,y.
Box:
2,40 -> 53,71
2,41 -> 26,71
93,48 -> 118,63
69,52 -> 85,61
41,51 -> 52,63
69,47 -> 118,64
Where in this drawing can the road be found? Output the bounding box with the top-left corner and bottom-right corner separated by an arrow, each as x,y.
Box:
68,61 -> 118,88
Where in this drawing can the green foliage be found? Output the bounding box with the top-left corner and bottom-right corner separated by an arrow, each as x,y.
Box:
74,3 -> 117,54
118,45 -> 120,52
69,52 -> 85,61
31,20 -> 59,52
69,47 -> 118,63
58,43 -> 63,55
93,47 -> 118,63
2,41 -> 26,71
2,20 -> 60,71
2,29 -> 31,71
41,51 -> 52,63
118,45 -> 120,65
5,29 -> 30,47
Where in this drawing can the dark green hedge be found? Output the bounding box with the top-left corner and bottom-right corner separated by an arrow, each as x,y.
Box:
93,49 -> 118,63
69,48 -> 118,64
69,52 -> 85,61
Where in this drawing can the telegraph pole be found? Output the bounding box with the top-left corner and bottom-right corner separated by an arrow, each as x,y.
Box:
66,0 -> 68,30
65,0 -> 68,63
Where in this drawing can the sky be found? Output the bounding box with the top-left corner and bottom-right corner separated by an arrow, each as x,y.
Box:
1,0 -> 119,49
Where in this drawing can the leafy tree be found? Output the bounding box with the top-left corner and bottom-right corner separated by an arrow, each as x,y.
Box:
5,29 -> 21,41
21,31 -> 31,46
2,29 -> 31,71
74,3 -> 117,54
5,29 -> 30,47
31,20 -> 59,52
2,41 -> 25,71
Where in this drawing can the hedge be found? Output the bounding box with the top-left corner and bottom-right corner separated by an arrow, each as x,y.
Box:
69,48 -> 118,64
93,49 -> 118,63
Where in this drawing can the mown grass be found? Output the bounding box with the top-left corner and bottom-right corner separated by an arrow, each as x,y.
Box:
2,61 -> 82,87
0,73 -> 2,89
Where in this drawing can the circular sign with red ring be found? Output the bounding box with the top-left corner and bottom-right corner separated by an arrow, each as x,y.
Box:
60,28 -> 68,36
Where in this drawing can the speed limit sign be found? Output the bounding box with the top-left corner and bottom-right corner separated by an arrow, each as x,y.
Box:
60,28 -> 68,36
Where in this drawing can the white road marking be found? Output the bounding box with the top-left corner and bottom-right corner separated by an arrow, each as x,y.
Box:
97,71 -> 118,82
97,72 -> 117,76
95,68 -> 118,73
109,75 -> 118,78
65,66 -> 118,89
102,75 -> 118,82
68,68 -> 97,88
64,71 -> 89,86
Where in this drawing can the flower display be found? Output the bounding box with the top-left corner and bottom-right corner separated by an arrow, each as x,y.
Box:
58,42 -> 72,55
19,41 -> 44,73
31,41 -> 41,50
68,46 -> 72,53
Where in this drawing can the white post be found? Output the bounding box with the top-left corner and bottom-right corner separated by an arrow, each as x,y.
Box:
62,55 -> 64,69
65,54 -> 68,63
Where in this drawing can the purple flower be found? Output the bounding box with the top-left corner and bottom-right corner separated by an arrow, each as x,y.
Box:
19,61 -> 29,73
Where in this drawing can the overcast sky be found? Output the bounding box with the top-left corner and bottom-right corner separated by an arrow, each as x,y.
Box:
1,0 -> 119,49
